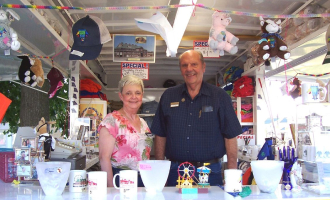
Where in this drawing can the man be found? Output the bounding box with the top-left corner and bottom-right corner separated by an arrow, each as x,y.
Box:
151,50 -> 242,186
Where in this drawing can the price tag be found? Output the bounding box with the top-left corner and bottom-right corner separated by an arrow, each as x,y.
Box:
139,164 -> 152,170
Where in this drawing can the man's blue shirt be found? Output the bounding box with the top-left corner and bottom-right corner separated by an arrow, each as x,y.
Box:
151,81 -> 242,162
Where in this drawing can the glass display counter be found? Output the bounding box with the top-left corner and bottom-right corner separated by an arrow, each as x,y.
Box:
295,103 -> 330,194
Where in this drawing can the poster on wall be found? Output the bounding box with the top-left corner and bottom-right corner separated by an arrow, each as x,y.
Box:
113,34 -> 156,63
121,62 -> 149,80
79,99 -> 107,137
193,40 -> 220,58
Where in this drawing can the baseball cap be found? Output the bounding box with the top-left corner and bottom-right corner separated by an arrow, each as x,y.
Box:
47,67 -> 64,98
69,15 -> 111,60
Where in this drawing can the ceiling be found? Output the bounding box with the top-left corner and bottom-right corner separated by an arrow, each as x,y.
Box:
1,0 -> 330,88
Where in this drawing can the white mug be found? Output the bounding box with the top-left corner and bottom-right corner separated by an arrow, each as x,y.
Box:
69,170 -> 87,193
113,170 -> 138,194
302,83 -> 327,103
224,169 -> 242,193
88,171 -> 107,197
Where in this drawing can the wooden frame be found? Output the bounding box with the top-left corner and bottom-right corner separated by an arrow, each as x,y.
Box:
21,137 -> 38,151
17,164 -> 32,177
15,148 -> 30,164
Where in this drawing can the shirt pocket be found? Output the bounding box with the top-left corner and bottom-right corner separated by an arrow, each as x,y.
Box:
197,111 -> 216,132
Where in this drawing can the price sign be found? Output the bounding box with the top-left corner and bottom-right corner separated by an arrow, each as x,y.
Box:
193,40 -> 220,58
121,62 -> 149,80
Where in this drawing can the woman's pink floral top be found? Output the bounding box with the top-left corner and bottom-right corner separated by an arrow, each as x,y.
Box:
98,110 -> 153,170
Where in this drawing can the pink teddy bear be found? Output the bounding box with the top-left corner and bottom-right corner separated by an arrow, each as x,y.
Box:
208,12 -> 239,56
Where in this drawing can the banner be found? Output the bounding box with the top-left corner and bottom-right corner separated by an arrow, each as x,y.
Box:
121,62 -> 149,80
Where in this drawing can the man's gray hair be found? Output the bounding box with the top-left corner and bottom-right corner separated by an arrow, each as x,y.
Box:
179,50 -> 205,66
118,75 -> 144,93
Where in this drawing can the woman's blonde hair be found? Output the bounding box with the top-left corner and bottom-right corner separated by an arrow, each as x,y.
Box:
118,75 -> 144,93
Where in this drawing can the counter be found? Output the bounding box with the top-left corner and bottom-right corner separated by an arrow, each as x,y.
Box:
1,180 -> 330,200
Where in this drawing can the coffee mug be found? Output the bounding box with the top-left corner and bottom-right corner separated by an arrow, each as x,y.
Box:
87,171 -> 107,197
302,83 -> 327,103
113,170 -> 138,194
224,169 -> 242,193
69,170 -> 87,193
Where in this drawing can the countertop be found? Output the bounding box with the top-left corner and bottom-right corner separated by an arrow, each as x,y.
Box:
1,180 -> 330,200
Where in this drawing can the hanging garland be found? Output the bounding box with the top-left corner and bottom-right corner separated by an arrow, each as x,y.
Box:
295,72 -> 330,77
1,3 -> 330,19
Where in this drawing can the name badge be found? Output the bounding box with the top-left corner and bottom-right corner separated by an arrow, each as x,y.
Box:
170,102 -> 179,107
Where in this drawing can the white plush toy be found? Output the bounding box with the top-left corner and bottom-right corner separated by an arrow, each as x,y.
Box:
208,11 -> 239,56
0,9 -> 21,53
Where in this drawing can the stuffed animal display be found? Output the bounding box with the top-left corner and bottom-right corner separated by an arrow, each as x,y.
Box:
34,117 -> 56,160
0,9 -> 21,53
18,55 -> 38,87
257,16 -> 290,65
208,11 -> 239,56
30,58 -> 45,87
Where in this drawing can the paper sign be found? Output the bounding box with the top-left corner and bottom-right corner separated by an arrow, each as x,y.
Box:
193,40 -> 220,58
121,62 -> 149,80
237,135 -> 255,146
139,164 -> 152,170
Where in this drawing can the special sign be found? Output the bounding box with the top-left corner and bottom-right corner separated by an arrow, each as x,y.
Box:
193,40 -> 220,58
121,62 -> 149,80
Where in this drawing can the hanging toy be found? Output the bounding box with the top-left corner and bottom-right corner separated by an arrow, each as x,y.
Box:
0,9 -> 21,54
289,78 -> 301,99
208,11 -> 239,56
257,16 -> 290,66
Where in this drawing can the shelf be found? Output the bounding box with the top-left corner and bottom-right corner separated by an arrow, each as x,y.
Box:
138,114 -> 155,117
241,122 -> 254,126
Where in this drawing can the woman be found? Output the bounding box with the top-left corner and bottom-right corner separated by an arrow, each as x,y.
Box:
98,75 -> 153,187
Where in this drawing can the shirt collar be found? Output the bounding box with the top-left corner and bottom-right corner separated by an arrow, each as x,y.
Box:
180,81 -> 212,97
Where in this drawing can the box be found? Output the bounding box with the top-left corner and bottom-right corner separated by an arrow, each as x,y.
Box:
0,151 -> 17,183
50,154 -> 86,170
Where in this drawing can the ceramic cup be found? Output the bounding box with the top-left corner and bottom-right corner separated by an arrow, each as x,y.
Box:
224,169 -> 242,193
113,170 -> 138,195
302,83 -> 327,103
69,170 -> 87,193
88,171 -> 107,197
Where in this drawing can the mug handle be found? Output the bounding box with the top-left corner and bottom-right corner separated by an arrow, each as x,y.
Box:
113,174 -> 120,189
319,87 -> 327,101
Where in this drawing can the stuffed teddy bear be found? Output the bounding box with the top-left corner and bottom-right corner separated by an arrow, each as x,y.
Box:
208,11 -> 239,56
18,55 -> 38,87
30,58 -> 45,88
258,16 -> 290,65
289,78 -> 301,99
0,9 -> 21,53
34,117 -> 56,160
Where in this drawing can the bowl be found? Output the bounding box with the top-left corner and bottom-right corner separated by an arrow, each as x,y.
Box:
36,162 -> 71,196
138,160 -> 171,193
251,160 -> 284,193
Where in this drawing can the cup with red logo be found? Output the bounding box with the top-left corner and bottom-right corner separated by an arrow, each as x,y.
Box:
88,171 -> 107,197
113,170 -> 138,195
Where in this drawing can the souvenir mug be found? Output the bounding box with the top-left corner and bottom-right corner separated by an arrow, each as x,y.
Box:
113,170 -> 138,195
301,83 -> 327,103
69,170 -> 87,193
88,171 -> 107,197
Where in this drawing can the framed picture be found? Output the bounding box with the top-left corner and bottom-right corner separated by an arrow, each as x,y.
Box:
21,137 -> 38,151
113,34 -> 156,63
15,148 -> 30,164
17,164 -> 32,177
79,98 -> 107,136
37,141 -> 45,162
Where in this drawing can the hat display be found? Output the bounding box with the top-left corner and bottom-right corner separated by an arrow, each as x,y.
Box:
163,79 -> 176,88
69,15 -> 111,60
47,67 -> 64,98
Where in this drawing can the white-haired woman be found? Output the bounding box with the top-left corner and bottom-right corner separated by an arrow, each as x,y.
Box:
98,75 -> 153,187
